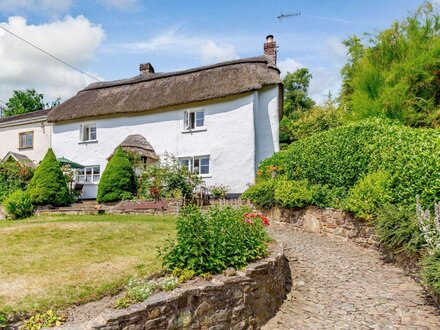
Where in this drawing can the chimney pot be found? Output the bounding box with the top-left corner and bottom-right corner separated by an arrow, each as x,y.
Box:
139,62 -> 155,75
264,35 -> 277,65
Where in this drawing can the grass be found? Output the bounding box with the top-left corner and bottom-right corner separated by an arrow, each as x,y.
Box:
0,214 -> 176,317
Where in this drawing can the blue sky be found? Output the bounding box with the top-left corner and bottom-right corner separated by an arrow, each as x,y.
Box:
0,0 -> 434,103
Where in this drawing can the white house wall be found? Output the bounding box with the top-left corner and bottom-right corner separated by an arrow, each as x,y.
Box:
0,121 -> 51,164
254,85 -> 280,169
52,94 -> 258,198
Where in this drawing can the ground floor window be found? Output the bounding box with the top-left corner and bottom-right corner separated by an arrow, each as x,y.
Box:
76,166 -> 100,183
178,156 -> 210,175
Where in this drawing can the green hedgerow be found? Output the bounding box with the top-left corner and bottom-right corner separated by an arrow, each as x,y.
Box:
345,170 -> 393,220
3,190 -> 34,219
421,249 -> 440,295
274,178 -> 314,209
97,147 -> 136,203
246,118 -> 440,212
160,206 -> 271,275
374,204 -> 425,254
241,180 -> 276,210
27,149 -> 72,207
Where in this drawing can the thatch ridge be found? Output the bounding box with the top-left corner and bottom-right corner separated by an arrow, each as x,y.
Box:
48,55 -> 282,123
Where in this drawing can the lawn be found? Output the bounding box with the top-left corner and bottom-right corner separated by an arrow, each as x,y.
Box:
0,214 -> 176,316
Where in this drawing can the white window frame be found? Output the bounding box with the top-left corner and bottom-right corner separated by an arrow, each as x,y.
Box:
76,166 -> 101,184
183,109 -> 205,131
80,123 -> 97,142
178,155 -> 210,176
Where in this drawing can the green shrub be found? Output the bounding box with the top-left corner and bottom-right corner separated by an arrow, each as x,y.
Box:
22,310 -> 64,329
274,179 -> 314,209
138,153 -> 202,199
160,206 -> 271,274
27,149 -> 72,207
257,119 -> 440,210
375,205 -> 425,254
97,147 -> 136,203
0,160 -> 34,202
345,170 -> 392,220
3,190 -> 34,219
241,180 -> 276,209
311,184 -> 347,209
421,249 -> 440,295
210,184 -> 229,199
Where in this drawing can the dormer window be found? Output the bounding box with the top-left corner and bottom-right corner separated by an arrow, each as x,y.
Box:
184,110 -> 205,130
80,123 -> 97,142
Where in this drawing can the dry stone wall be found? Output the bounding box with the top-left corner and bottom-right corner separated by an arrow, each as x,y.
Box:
266,206 -> 379,248
57,242 -> 290,330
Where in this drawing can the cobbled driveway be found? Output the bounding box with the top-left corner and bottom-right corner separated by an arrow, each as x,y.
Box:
263,222 -> 440,330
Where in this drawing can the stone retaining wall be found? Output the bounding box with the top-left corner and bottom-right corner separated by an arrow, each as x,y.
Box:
58,242 -> 290,330
266,206 -> 379,248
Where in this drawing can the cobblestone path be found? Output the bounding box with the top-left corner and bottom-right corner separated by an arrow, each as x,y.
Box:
263,223 -> 440,330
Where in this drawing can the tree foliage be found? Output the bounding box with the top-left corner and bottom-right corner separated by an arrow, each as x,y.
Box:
97,147 -> 136,203
2,89 -> 60,117
27,149 -> 72,206
280,68 -> 315,145
340,2 -> 440,127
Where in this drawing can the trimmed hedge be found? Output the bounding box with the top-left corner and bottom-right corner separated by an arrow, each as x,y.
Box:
247,119 -> 440,215
97,147 -> 136,203
27,149 -> 72,206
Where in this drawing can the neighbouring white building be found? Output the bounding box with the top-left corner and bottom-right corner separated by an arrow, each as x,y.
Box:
48,36 -> 283,199
0,109 -> 52,166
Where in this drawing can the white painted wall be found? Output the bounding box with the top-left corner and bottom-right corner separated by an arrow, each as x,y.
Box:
0,120 -> 51,164
53,93 -> 266,198
254,86 -> 280,169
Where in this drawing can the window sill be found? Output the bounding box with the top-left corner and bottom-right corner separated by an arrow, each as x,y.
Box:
18,147 -> 33,150
200,174 -> 212,178
182,128 -> 207,134
79,140 -> 98,145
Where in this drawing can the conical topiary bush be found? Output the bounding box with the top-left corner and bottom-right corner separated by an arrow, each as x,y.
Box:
27,148 -> 72,206
97,146 -> 136,203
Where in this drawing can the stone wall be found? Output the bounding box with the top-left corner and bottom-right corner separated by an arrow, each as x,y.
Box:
266,206 -> 379,249
58,242 -> 289,330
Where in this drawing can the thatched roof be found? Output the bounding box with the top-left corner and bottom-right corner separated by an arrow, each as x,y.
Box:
48,56 -> 282,123
108,134 -> 158,160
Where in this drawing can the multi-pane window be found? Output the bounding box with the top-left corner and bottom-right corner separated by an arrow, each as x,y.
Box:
179,156 -> 210,175
80,123 -> 97,142
184,110 -> 205,130
76,166 -> 100,183
19,131 -> 33,149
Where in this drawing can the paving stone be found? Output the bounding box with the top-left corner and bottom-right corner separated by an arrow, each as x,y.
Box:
263,223 -> 440,330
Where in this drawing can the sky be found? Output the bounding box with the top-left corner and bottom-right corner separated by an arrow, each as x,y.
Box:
0,0 -> 435,105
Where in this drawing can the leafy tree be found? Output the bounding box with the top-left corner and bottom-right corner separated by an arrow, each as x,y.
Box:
340,1 -> 440,127
27,149 -> 72,206
280,68 -> 315,145
3,89 -> 60,117
97,147 -> 136,203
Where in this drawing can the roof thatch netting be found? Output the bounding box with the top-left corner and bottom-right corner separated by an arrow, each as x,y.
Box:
108,134 -> 158,160
48,56 -> 282,123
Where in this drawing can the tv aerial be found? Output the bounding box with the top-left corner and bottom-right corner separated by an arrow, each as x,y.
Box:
277,11 -> 301,23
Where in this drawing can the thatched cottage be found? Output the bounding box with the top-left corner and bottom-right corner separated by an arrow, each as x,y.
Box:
47,36 -> 283,198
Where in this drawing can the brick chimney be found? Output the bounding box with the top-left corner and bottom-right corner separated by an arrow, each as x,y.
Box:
264,35 -> 277,64
139,62 -> 155,75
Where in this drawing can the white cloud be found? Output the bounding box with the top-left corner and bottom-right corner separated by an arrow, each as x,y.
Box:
309,67 -> 342,102
97,0 -> 140,11
277,58 -> 304,78
325,36 -> 347,59
200,40 -> 238,65
0,0 -> 72,16
0,15 -> 105,102
116,27 -> 239,65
